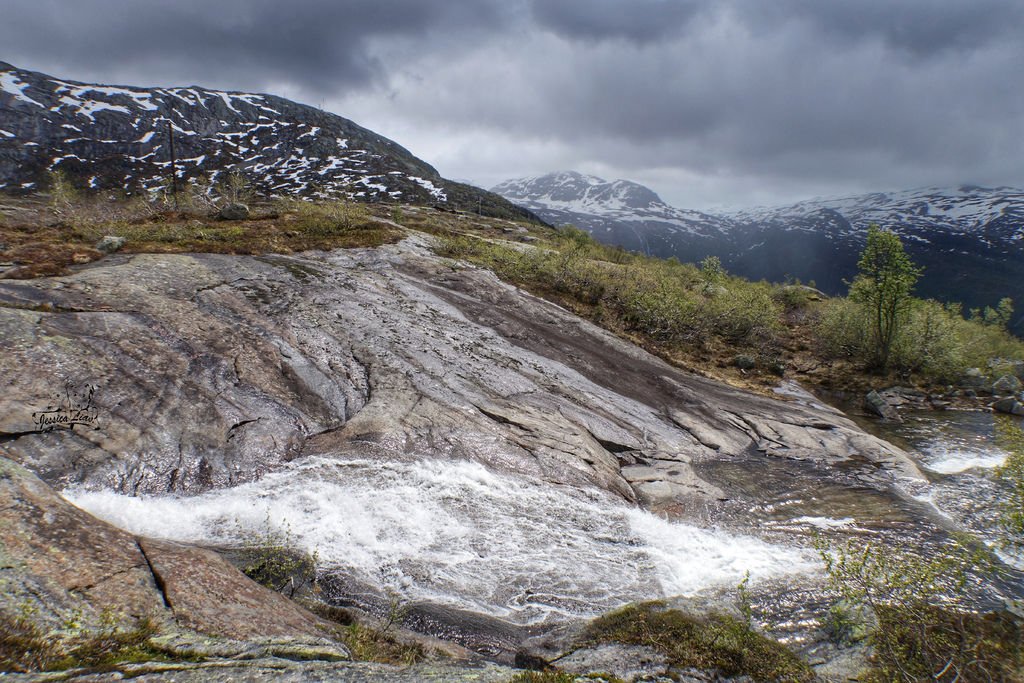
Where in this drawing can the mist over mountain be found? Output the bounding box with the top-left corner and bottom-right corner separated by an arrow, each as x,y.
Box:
0,61 -> 531,220
495,172 -> 1024,332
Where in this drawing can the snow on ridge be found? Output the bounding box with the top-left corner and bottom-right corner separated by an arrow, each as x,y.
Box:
729,185 -> 1024,235
1,71 -> 45,108
408,176 -> 447,201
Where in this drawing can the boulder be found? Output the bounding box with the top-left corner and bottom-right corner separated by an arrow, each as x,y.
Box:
958,367 -> 990,393
95,235 -> 126,253
218,203 -> 250,221
865,390 -> 902,422
993,397 -> 1024,417
992,374 -> 1023,395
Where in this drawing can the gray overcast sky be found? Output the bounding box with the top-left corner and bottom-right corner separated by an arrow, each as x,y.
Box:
4,0 -> 1023,209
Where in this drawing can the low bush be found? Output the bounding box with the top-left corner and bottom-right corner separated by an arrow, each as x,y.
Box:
817,537 -> 1023,682
996,416 -> 1024,553
580,601 -> 813,682
237,515 -> 319,598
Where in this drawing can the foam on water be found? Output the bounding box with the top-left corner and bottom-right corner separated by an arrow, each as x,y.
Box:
64,456 -> 813,624
920,444 -> 1008,475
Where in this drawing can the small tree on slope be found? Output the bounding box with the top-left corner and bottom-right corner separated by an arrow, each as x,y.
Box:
849,224 -> 922,372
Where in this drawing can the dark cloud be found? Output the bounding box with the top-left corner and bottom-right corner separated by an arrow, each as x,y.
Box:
739,0 -> 1024,58
528,0 -> 704,43
3,0 -> 1023,207
1,0 -> 506,96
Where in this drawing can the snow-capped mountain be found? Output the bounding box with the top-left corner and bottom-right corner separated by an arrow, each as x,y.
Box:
0,62 -> 529,218
493,171 -> 733,257
495,173 -> 1024,331
732,186 -> 1024,245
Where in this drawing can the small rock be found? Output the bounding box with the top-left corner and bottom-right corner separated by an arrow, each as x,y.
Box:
993,397 -> 1024,417
992,374 -> 1023,395
95,235 -> 126,253
219,202 -> 250,220
734,354 -> 757,370
865,390 -> 902,422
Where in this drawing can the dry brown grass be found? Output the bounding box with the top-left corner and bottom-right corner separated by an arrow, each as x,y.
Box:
0,195 -> 406,280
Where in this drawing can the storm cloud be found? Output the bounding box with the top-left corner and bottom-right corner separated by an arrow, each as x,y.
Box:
3,0 -> 1022,208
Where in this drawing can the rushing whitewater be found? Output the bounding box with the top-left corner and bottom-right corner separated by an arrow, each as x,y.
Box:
66,454 -> 814,625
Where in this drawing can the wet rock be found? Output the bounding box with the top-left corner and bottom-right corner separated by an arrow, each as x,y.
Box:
218,202 -> 250,221
958,368 -> 991,393
0,239 -> 950,674
138,538 -> 342,645
0,455 -> 347,656
95,235 -> 126,253
992,374 -> 1023,395
90,660 -> 518,682
865,390 -> 901,422
0,456 -> 166,631
993,397 -> 1024,416
558,643 -> 670,680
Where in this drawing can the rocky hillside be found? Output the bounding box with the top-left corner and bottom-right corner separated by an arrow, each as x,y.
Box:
0,61 -> 530,219
495,173 -> 1024,331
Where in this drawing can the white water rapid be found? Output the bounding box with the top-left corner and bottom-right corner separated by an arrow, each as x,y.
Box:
65,455 -> 814,625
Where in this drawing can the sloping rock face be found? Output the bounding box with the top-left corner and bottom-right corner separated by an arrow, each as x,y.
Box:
0,62 -> 530,219
0,456 -> 347,654
0,238 -> 921,506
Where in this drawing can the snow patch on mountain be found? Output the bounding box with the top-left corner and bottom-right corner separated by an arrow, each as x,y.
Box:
0,71 -> 44,108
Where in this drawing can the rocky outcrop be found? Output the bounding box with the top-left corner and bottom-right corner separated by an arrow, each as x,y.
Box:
0,238 -> 922,507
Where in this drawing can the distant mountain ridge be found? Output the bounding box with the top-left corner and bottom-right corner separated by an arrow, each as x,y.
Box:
0,61 -> 531,219
493,171 -> 734,255
494,172 -> 1024,332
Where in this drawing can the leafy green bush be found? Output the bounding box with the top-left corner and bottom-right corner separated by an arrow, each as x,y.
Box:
889,299 -> 966,380
816,537 -> 1023,682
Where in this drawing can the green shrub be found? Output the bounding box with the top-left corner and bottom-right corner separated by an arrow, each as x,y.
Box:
581,601 -> 813,682
816,537 -> 1023,682
996,416 -> 1024,552
815,297 -> 869,360
889,299 -> 966,380
237,515 -> 319,597
281,198 -> 373,237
